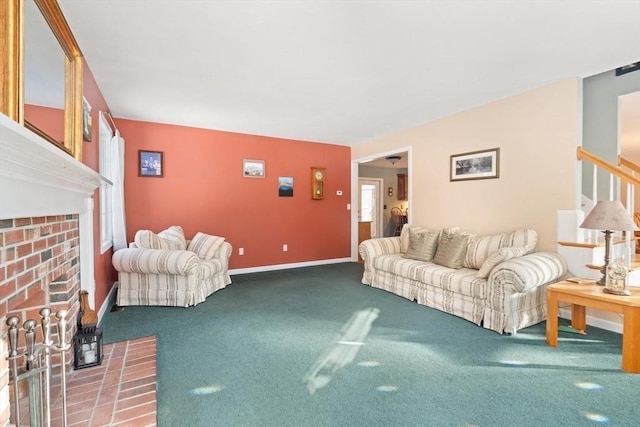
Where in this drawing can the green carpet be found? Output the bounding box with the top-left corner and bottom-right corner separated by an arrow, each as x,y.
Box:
101,263 -> 639,426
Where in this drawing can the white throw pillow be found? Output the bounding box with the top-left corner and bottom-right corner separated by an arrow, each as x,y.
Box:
475,246 -> 529,278
135,226 -> 186,250
399,223 -> 411,253
464,229 -> 537,269
158,226 -> 187,250
187,232 -> 225,259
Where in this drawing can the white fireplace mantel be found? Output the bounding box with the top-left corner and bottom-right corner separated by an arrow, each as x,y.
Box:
0,113 -> 111,220
0,112 -> 111,307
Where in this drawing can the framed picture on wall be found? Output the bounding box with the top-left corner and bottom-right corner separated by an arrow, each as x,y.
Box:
450,148 -> 500,181
82,96 -> 92,142
278,177 -> 293,197
139,150 -> 164,177
243,159 -> 265,178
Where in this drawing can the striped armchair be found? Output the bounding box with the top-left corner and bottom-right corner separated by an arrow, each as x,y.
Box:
112,226 -> 232,307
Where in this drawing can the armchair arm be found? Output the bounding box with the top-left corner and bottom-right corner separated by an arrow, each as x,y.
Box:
112,248 -> 200,276
211,241 -> 232,271
211,241 -> 232,259
488,252 -> 567,295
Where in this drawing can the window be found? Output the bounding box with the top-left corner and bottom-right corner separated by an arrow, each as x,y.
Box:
98,112 -> 113,253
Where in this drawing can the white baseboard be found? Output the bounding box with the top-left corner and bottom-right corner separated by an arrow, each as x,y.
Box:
558,308 -> 622,334
229,257 -> 353,276
98,282 -> 118,326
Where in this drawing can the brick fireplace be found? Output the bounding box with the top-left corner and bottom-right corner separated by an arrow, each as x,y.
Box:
0,114 -> 106,426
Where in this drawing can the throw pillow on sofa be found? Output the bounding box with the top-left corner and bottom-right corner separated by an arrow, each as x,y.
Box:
135,226 -> 187,250
404,227 -> 440,261
188,232 -> 226,260
400,224 -> 429,254
475,246 -> 529,278
433,228 -> 471,269
463,229 -> 537,269
399,223 -> 412,253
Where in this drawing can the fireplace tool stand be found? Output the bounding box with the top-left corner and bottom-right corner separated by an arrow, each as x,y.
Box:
5,308 -> 70,427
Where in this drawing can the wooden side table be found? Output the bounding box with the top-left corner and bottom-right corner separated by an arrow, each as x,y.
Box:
546,280 -> 640,373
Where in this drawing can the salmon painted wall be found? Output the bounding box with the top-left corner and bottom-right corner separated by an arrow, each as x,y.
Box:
112,119 -> 351,269
81,59 -> 117,312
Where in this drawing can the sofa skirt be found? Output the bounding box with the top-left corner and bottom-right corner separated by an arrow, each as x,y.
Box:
368,268 -> 484,327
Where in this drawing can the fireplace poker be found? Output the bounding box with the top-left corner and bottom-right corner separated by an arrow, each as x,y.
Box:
5,316 -> 21,427
56,310 -> 70,427
24,319 -> 43,426
40,308 -> 53,427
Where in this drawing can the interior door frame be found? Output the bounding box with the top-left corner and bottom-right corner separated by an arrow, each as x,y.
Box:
351,147 -> 412,261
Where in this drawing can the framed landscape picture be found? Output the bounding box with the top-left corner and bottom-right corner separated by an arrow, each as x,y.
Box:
278,177 -> 293,197
243,159 -> 265,178
450,148 -> 499,181
139,150 -> 164,177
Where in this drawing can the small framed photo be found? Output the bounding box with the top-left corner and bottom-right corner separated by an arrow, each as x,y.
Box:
139,150 -> 164,177
82,96 -> 92,142
278,177 -> 293,197
450,148 -> 500,182
243,159 -> 265,178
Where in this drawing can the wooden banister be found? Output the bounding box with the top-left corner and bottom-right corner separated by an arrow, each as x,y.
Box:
577,147 -> 640,187
618,155 -> 640,175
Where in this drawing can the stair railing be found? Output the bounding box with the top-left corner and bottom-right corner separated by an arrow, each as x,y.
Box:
576,147 -> 639,269
619,155 -> 639,221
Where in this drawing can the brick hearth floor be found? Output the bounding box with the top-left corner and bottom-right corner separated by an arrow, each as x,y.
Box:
49,335 -> 157,426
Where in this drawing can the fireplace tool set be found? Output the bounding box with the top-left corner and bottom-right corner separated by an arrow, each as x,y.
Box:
5,308 -> 70,427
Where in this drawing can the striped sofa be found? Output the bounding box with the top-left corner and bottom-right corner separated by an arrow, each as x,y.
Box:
358,226 -> 567,334
112,226 -> 232,307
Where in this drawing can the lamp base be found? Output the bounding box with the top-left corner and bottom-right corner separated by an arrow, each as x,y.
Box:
603,288 -> 631,296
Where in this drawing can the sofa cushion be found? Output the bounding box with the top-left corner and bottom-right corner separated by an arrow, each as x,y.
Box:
135,226 -> 186,250
188,232 -> 226,260
413,264 -> 488,299
404,227 -> 439,262
463,229 -> 537,269
475,246 -> 529,279
433,229 -> 471,269
373,254 -> 427,279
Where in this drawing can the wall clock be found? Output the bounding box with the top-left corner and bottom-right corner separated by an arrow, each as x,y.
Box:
311,167 -> 325,199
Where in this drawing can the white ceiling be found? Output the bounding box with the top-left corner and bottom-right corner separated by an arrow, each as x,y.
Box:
56,0 -> 640,146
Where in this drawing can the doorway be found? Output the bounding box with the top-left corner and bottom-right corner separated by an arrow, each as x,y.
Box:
358,178 -> 383,238
351,147 -> 411,261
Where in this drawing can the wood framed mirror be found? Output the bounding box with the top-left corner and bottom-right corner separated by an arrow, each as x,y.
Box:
1,0 -> 84,160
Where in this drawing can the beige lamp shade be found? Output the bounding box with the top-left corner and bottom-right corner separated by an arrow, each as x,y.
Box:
580,200 -> 639,231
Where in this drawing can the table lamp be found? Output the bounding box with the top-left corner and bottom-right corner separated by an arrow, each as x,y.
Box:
579,200 -> 638,288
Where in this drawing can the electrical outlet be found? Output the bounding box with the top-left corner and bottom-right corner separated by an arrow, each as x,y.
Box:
239,248 -> 244,255
283,244 -> 288,252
